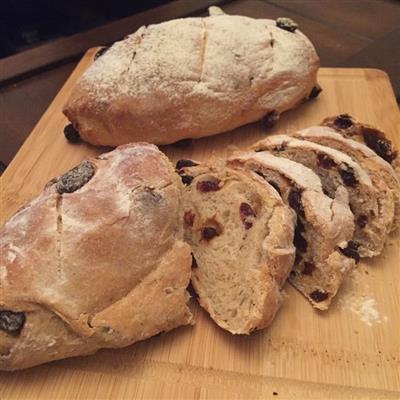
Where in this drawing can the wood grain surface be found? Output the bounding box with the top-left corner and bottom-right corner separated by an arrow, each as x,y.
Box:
0,49 -> 399,399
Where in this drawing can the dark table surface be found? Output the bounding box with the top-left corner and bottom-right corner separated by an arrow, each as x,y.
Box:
1,0 -> 399,169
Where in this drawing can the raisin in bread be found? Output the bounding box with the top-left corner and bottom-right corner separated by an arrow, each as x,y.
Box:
63,7 -> 319,146
228,151 -> 355,310
0,143 -> 193,370
177,162 -> 296,334
322,114 -> 399,174
291,125 -> 400,232
252,136 -> 391,257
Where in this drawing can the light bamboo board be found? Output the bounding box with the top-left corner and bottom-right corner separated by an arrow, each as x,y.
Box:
0,48 -> 399,399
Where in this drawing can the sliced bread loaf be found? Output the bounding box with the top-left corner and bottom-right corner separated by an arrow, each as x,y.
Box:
252,135 -> 391,257
291,125 -> 400,232
177,162 -> 296,334
228,151 -> 355,310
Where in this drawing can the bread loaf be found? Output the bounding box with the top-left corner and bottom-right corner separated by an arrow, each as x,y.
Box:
0,143 -> 193,370
177,161 -> 296,334
228,151 -> 355,310
63,7 -> 319,146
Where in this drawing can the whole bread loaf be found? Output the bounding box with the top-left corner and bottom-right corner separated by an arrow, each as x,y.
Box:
0,143 -> 193,370
63,7 -> 319,146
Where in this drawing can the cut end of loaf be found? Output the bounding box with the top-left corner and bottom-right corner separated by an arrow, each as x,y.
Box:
180,165 -> 295,334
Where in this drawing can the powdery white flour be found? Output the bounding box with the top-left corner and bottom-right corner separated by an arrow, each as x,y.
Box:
338,267 -> 388,327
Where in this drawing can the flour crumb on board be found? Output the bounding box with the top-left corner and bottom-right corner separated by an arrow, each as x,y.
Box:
340,296 -> 384,326
338,267 -> 388,326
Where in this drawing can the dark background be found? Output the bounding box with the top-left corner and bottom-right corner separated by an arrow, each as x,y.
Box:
0,0 -> 171,59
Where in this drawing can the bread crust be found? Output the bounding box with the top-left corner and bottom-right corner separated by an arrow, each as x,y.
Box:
63,11 -> 319,146
0,143 -> 193,370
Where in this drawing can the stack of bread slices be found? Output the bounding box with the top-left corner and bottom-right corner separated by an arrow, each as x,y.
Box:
178,114 -> 399,329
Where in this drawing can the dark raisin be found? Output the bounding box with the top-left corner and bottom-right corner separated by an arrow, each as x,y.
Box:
181,175 -> 193,185
302,262 -> 315,276
276,17 -> 298,33
56,161 -> 95,194
64,124 -> 81,144
294,224 -> 307,253
240,203 -> 256,230
267,180 -> 281,195
309,290 -> 329,303
201,227 -> 219,241
273,142 -> 287,152
288,189 -> 305,218
339,165 -> 358,187
308,85 -> 322,100
197,180 -> 220,193
94,46 -> 109,60
175,159 -> 198,170
362,128 -> 397,163
191,254 -> 198,269
333,114 -> 353,129
171,138 -> 193,148
184,210 -> 195,227
244,221 -> 253,230
0,311 -> 26,336
289,270 -> 297,278
240,203 -> 256,218
339,241 -> 360,263
356,214 -> 368,229
317,153 -> 337,169
263,110 -> 280,128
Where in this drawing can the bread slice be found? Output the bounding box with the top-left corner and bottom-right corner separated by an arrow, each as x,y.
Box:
252,135 -> 391,257
177,162 -> 296,334
291,125 -> 400,232
0,143 -> 193,370
228,151 -> 355,310
322,114 -> 399,174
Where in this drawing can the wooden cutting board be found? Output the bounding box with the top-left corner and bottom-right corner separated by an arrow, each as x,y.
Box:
0,48 -> 399,399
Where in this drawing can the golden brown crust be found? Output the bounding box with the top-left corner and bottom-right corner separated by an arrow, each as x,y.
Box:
0,143 -> 193,370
